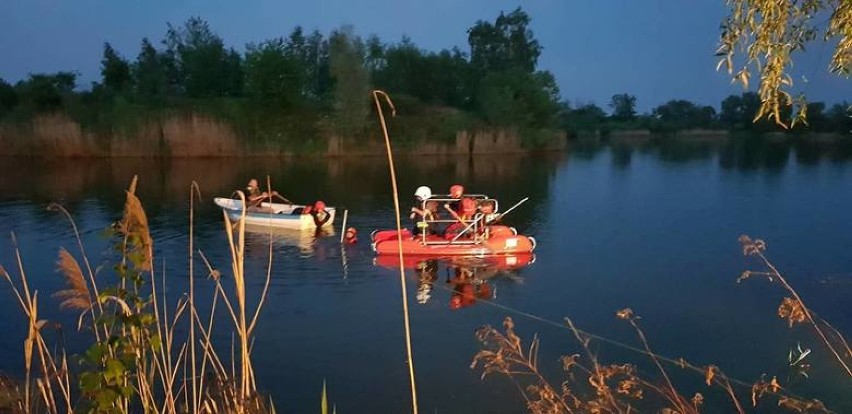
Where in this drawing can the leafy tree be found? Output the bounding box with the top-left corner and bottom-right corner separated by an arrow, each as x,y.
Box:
244,38 -> 304,108
803,102 -> 828,131
467,7 -> 541,74
364,34 -> 386,74
101,42 -> 132,92
133,38 -> 178,98
0,78 -> 18,116
165,17 -> 243,97
717,0 -> 851,127
305,30 -> 332,105
15,72 -> 76,111
652,99 -> 717,129
328,26 -> 370,132
719,92 -> 787,131
720,94 -> 744,127
477,68 -> 558,127
826,103 -> 852,134
558,102 -> 607,132
609,93 -> 637,122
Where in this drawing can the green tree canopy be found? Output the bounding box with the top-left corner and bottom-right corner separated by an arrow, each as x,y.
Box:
244,38 -> 304,109
14,72 -> 76,111
329,26 -> 370,133
609,93 -> 637,122
165,17 -> 243,97
652,100 -> 717,129
101,42 -> 132,92
467,7 -> 541,74
0,78 -> 18,116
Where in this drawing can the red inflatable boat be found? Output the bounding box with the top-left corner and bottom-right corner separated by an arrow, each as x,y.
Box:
370,225 -> 536,256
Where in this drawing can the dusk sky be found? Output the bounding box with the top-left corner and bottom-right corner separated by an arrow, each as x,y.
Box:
1,0 -> 848,112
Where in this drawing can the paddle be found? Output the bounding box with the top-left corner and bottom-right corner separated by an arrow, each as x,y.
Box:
272,193 -> 294,205
488,196 -> 529,223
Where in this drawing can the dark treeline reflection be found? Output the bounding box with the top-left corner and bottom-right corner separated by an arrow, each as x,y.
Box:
575,137 -> 852,171
3,138 -> 851,210
2,137 -> 850,221
0,153 -> 566,231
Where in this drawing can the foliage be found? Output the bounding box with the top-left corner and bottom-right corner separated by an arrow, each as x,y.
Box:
652,100 -> 718,130
101,43 -> 132,93
467,7 -> 542,74
244,38 -> 305,109
717,0 -> 852,128
14,72 -> 77,112
0,179 -> 281,413
328,26 -> 370,134
132,38 -> 178,99
608,93 -> 637,122
0,78 -> 18,116
164,16 -> 243,98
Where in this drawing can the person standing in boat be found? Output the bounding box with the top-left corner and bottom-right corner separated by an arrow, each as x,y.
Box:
410,186 -> 438,235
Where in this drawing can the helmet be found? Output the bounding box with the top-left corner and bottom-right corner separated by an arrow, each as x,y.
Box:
449,185 -> 464,198
449,295 -> 462,310
414,186 -> 432,201
461,198 -> 477,214
346,227 -> 357,235
314,200 -> 326,211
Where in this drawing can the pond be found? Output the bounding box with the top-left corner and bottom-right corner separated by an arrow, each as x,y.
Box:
1,137 -> 851,413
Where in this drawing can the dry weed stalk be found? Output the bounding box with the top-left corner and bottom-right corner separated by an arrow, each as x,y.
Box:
0,176 -> 276,413
738,235 -> 852,378
473,310 -> 833,414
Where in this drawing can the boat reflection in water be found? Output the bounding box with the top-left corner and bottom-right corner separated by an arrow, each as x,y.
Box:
373,254 -> 535,308
242,224 -> 336,257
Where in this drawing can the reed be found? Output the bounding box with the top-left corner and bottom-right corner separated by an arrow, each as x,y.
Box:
0,175 -> 281,413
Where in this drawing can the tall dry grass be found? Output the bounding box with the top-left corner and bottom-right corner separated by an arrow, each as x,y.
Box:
471,235 -> 850,413
1,175 -> 277,413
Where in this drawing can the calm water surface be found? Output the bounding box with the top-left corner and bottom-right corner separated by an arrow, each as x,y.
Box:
1,139 -> 851,413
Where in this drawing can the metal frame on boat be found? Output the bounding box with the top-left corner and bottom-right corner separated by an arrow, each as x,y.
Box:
370,195 -> 536,256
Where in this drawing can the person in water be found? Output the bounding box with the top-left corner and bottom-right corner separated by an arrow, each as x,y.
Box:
306,200 -> 332,228
344,227 -> 358,244
410,186 -> 438,235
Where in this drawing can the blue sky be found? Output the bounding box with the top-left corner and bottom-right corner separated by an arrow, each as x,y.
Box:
0,0 -> 848,112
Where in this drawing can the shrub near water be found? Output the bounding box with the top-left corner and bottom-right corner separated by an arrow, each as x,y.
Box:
0,177 -> 277,413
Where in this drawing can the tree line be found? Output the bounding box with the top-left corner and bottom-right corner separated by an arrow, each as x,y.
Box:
560,92 -> 851,136
0,9 -> 848,147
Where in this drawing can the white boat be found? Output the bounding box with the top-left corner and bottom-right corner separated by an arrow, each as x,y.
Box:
214,197 -> 336,230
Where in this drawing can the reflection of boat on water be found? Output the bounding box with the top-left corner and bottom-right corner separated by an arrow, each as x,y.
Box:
242,225 -> 336,256
214,197 -> 336,231
374,253 -> 535,308
373,253 -> 535,271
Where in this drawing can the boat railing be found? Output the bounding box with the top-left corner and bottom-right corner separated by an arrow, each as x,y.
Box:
410,197 -> 502,245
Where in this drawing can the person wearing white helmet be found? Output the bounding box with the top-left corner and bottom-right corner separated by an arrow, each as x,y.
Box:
410,186 -> 438,235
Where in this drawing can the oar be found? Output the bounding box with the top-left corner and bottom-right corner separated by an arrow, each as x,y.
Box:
447,213 -> 484,244
489,196 -> 529,223
272,193 -> 294,205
